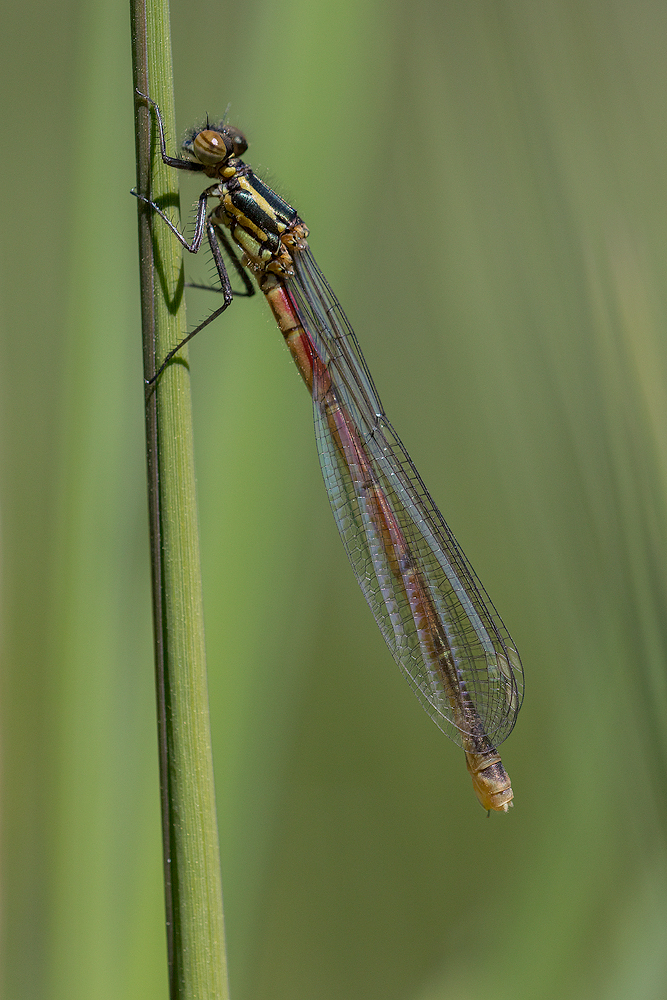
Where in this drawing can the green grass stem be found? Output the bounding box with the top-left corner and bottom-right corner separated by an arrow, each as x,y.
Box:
131,1 -> 229,996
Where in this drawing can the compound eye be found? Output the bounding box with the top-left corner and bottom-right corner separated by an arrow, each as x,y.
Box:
192,129 -> 231,165
226,126 -> 248,157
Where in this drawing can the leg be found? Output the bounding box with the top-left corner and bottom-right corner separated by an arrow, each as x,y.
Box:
132,89 -> 212,252
133,186 -> 214,255
134,91 -> 247,382
186,227 -> 255,299
136,90 -> 203,172
147,220 -> 239,384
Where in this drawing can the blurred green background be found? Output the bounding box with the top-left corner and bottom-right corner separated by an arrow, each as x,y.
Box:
2,0 -> 667,997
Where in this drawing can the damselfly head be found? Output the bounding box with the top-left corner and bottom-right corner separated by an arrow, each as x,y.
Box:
182,124 -> 248,166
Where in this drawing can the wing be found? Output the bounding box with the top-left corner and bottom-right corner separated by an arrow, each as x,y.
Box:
285,249 -> 523,749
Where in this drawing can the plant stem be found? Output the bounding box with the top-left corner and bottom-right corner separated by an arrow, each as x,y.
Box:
130,1 -> 229,996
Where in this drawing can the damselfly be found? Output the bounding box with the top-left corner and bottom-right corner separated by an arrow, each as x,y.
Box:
135,94 -> 524,811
